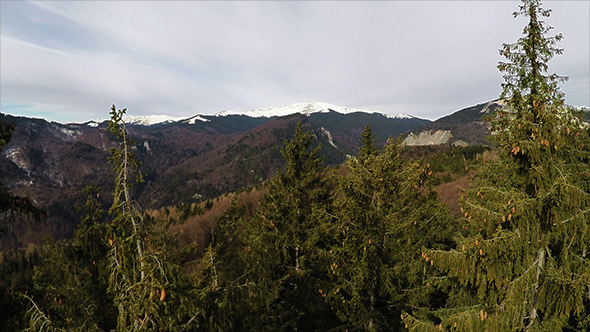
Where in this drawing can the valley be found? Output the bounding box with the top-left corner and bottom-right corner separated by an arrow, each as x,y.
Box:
3,99 -> 587,248
0,101 -> 438,247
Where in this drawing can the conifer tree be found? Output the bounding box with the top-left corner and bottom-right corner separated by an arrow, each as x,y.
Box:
328,137 -> 453,331
196,198 -> 251,331
359,124 -> 379,159
403,1 -> 590,330
0,120 -> 44,331
24,106 -> 199,331
205,121 -> 339,330
250,121 -> 340,330
27,184 -> 115,331
106,105 -> 198,331
257,121 -> 331,273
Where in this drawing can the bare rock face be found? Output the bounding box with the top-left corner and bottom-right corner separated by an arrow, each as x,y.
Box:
402,130 -> 453,146
452,140 -> 470,147
401,100 -> 501,146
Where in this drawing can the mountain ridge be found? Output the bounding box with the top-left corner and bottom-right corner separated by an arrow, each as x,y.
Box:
3,99 -> 586,248
0,106 -> 430,248
75,101 -> 425,127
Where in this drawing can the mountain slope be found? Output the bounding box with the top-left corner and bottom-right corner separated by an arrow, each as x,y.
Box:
308,111 -> 430,154
403,100 -> 504,146
0,106 -> 430,248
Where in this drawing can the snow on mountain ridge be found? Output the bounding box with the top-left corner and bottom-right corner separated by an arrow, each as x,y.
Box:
215,102 -> 417,119
182,115 -> 211,124
388,113 -> 415,119
215,102 -> 364,117
122,115 -> 187,126
76,102 -> 422,126
82,114 -> 209,127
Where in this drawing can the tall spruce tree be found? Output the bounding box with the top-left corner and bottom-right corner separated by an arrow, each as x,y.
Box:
328,137 -> 453,331
106,105 -> 198,331
359,124 -> 379,159
206,121 -> 339,330
25,106 -> 199,331
403,1 -> 590,331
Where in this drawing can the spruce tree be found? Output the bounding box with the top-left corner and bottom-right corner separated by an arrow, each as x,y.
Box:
208,121 -> 339,330
359,124 -> 379,159
328,137 -> 453,331
196,198 -> 252,331
403,1 -> 590,330
24,107 -> 199,331
106,105 -> 198,331
27,184 -> 115,331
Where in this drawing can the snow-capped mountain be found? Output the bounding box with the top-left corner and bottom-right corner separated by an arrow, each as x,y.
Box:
83,114 -> 209,127
215,102 -> 365,117
1,101 -> 438,246
388,113 -> 416,120
77,102 -> 421,127
181,115 -> 211,124
215,102 -> 418,120
122,115 -> 188,126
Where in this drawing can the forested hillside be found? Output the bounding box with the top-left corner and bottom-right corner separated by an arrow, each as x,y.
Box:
0,108 -> 428,249
1,0 -> 589,331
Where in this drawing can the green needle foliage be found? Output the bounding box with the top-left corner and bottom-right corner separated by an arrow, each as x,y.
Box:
106,105 -> 198,331
404,1 -> 590,331
195,123 -> 457,331
24,106 -> 199,332
196,198 -> 250,331
329,138 -> 454,331
27,184 -> 115,332
107,105 -> 157,330
197,121 -> 340,331
240,121 -> 339,330
359,124 -> 380,159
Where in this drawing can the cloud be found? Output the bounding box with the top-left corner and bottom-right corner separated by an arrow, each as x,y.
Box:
1,1 -> 588,123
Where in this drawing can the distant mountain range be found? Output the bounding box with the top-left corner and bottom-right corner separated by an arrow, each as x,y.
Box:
82,102 -> 422,126
1,100 -> 587,248
0,101 -> 430,247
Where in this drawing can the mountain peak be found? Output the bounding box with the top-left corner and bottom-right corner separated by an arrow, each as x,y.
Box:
75,102 -> 423,126
388,113 -> 416,120
214,102 -> 368,118
214,102 -> 418,119
120,115 -> 187,126
82,114 -> 210,127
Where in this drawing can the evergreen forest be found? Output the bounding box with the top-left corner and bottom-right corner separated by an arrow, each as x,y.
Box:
1,1 -> 590,331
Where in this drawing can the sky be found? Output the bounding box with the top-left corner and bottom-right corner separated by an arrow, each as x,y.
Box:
1,1 -> 589,124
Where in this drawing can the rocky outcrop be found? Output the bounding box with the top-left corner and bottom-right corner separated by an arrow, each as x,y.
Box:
320,127 -> 338,149
452,140 -> 469,147
402,130 -> 453,146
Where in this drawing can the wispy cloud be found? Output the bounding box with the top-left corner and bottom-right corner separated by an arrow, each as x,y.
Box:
1,1 -> 588,123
